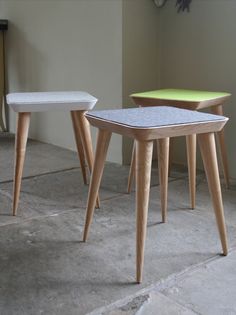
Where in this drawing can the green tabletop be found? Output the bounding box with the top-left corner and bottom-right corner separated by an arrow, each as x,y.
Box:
131,89 -> 231,102
131,89 -> 231,110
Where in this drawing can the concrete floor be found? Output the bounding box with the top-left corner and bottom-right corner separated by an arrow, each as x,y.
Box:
0,135 -> 236,315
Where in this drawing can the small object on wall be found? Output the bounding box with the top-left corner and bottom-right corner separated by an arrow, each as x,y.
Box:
153,0 -> 167,8
0,19 -> 8,132
176,0 -> 192,12
153,0 -> 192,12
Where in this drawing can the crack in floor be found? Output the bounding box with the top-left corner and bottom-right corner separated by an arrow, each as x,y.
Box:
88,247 -> 236,315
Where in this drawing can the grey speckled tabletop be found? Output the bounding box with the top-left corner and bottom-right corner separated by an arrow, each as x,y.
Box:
86,106 -> 227,128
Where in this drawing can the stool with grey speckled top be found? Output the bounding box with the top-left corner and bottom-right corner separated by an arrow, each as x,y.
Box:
7,91 -> 99,216
83,106 -> 229,283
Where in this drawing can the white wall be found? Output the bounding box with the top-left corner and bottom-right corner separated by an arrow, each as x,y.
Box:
160,0 -> 236,178
0,0 -> 123,163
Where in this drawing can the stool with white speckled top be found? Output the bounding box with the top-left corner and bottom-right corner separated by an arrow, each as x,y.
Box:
83,106 -> 229,283
7,91 -> 99,216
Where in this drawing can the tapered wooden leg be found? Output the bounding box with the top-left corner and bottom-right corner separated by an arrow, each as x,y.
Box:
157,138 -> 170,223
71,111 -> 87,184
198,132 -> 228,256
83,129 -> 112,242
168,137 -> 174,176
186,134 -> 196,209
211,105 -> 230,188
76,111 -> 100,208
13,112 -> 31,216
136,140 -> 153,283
127,141 -> 136,194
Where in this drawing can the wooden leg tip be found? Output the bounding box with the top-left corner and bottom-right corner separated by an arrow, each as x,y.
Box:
136,272 -> 142,284
222,249 -> 228,256
83,228 -> 89,242
162,215 -> 167,223
136,277 -> 142,284
95,198 -> 100,209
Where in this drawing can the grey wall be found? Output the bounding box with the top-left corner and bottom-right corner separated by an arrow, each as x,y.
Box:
122,0 -> 161,164
0,0 -> 123,163
160,0 -> 236,178
1,0 -> 235,178
0,0 -> 161,165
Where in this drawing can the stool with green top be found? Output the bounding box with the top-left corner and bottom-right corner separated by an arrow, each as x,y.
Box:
127,89 -> 231,211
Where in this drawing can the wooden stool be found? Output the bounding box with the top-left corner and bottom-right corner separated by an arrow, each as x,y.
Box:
7,91 -> 99,215
128,89 -> 231,210
83,106 -> 228,283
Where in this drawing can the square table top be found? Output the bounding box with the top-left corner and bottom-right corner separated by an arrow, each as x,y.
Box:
7,91 -> 98,112
131,89 -> 231,110
86,106 -> 228,141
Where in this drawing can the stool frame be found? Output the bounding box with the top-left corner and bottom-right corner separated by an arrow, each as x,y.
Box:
13,110 -> 99,216
128,90 -> 231,211
83,108 -> 228,283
